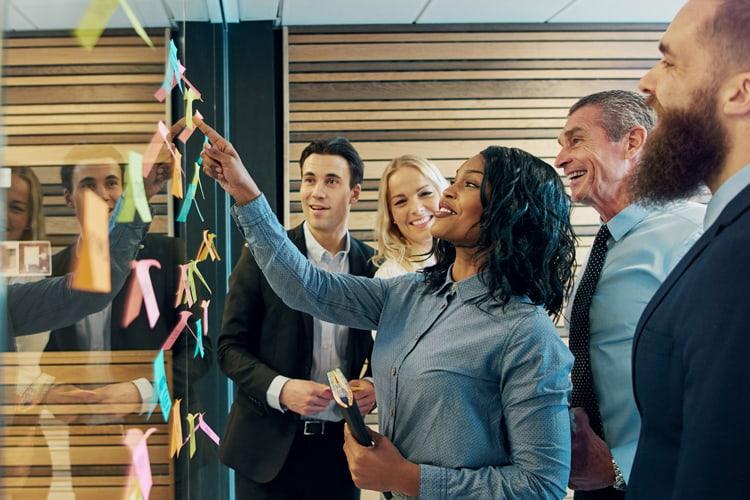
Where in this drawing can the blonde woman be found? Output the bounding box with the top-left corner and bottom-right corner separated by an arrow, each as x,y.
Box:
373,155 -> 449,279
6,167 -> 46,242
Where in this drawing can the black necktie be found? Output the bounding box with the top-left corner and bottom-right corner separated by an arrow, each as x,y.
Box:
570,224 -> 611,439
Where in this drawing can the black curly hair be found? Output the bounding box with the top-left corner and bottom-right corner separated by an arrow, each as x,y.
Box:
423,146 -> 576,317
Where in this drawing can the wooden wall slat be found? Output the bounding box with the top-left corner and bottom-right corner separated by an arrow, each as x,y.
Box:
4,46 -> 164,66
287,24 -> 663,334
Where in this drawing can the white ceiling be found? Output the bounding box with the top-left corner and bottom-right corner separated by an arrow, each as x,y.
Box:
3,0 -> 687,31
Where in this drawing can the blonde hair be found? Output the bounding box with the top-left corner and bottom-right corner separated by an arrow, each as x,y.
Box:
12,167 -> 46,241
373,155 -> 449,271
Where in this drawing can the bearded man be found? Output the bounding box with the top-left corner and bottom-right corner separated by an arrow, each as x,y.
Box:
627,0 -> 750,499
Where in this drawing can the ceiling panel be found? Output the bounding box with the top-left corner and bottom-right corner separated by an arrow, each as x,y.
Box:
418,0 -> 572,23
239,0 -> 279,20
10,0 -> 172,30
163,0 -> 211,22
282,0 -> 429,25
551,0 -> 684,22
6,1 -> 39,31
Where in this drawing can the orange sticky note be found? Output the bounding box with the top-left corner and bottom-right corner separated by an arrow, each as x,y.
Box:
171,150 -> 184,199
170,398 -> 183,458
71,190 -> 111,292
195,230 -> 220,262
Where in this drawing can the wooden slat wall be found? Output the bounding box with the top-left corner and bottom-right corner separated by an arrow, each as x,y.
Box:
0,351 -> 174,500
286,25 -> 663,279
2,31 -> 171,249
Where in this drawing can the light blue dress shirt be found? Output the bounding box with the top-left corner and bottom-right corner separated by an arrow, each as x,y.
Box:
565,202 -> 704,482
233,195 -> 574,500
704,163 -> 750,229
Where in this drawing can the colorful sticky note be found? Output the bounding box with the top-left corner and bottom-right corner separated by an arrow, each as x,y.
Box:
117,0 -> 154,48
162,311 -> 193,350
117,151 -> 152,223
185,87 -> 202,129
74,0 -> 119,51
200,300 -> 210,336
193,320 -> 204,359
121,259 -> 162,329
195,230 -> 221,263
171,150 -> 184,199
169,398 -> 183,458
197,413 -> 221,446
178,110 -> 204,143
124,427 -> 158,500
71,190 -> 111,292
186,414 -> 197,458
151,350 -> 172,422
176,163 -> 201,222
155,40 -> 182,102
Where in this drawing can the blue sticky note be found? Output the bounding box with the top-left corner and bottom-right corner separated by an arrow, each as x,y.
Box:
193,319 -> 204,359
176,184 -> 197,223
151,349 -> 172,422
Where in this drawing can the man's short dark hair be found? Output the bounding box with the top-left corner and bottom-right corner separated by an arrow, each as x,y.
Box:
569,90 -> 656,141
298,137 -> 364,188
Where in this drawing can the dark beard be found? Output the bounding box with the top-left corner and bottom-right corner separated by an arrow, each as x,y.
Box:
630,91 -> 729,205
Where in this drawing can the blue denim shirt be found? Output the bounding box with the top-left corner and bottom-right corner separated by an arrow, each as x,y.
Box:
233,195 -> 573,499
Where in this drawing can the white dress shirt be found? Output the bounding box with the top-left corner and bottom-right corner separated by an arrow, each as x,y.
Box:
266,222 -> 351,422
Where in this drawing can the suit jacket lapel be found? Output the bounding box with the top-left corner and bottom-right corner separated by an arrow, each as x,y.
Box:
633,184 -> 750,351
289,225 -> 314,365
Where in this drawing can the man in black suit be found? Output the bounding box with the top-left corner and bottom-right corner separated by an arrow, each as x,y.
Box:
626,0 -> 750,498
44,155 -> 211,498
218,137 -> 376,499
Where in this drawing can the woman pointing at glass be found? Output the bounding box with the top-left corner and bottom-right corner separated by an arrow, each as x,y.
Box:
198,119 -> 576,500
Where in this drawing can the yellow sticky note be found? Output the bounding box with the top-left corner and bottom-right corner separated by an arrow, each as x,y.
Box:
186,413 -> 197,458
71,190 -> 111,293
170,398 -> 183,458
117,151 -> 152,223
196,230 -> 221,263
185,87 -> 201,129
118,0 -> 154,48
171,150 -> 184,199
74,0 -> 119,51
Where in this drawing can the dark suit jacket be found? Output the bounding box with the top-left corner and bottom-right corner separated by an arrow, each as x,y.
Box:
217,224 -> 375,483
46,234 -> 212,406
628,184 -> 750,499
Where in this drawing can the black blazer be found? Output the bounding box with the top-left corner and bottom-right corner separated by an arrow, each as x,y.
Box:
217,224 -> 375,483
628,183 -> 750,499
46,234 -> 212,406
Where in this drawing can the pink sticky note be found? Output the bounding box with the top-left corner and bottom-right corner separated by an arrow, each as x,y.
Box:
178,110 -> 204,143
200,300 -> 210,336
121,262 -> 143,328
142,129 -> 164,177
178,62 -> 202,100
162,310 -> 192,350
136,259 -> 162,328
174,263 -> 193,308
124,427 -> 158,500
197,413 -> 220,445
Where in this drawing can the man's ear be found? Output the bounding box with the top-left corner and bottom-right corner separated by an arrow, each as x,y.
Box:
722,72 -> 750,117
624,125 -> 647,160
350,183 -> 361,205
63,188 -> 75,209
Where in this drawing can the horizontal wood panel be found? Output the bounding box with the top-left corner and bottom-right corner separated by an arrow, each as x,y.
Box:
290,98 -> 579,111
290,79 -> 640,101
2,74 -> 164,86
4,47 -> 164,66
289,31 -> 662,44
290,119 -> 566,132
290,69 -> 647,83
5,103 -> 165,115
289,41 -> 659,62
291,108 -> 570,121
0,486 -> 172,500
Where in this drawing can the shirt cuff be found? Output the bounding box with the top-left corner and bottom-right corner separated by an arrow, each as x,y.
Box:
132,378 -> 155,415
266,375 -> 291,412
610,441 -> 637,483
420,463 -> 447,500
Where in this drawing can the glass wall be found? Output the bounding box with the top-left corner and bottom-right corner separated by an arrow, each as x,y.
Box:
1,4 -> 233,498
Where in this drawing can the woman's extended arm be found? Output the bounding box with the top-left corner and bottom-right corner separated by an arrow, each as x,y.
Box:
198,119 -> 388,331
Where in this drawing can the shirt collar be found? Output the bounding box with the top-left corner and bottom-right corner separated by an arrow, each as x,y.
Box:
436,265 -> 488,302
604,203 -> 652,242
704,163 -> 750,230
303,221 -> 350,264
